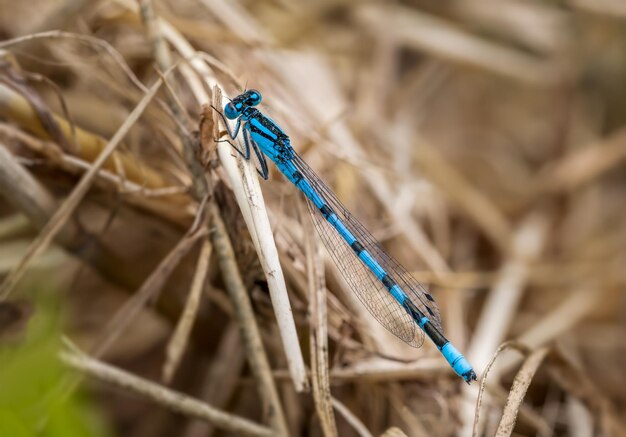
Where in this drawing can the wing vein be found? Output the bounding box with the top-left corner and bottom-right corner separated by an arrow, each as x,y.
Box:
292,154 -> 443,345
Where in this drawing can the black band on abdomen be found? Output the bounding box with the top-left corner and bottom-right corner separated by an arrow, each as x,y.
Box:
351,240 -> 364,254
422,319 -> 448,348
320,204 -> 332,218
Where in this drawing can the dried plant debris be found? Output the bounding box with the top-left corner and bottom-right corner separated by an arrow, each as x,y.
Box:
0,1 -> 624,436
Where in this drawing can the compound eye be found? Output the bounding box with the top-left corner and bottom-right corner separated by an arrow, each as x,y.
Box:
224,102 -> 240,120
246,90 -> 262,106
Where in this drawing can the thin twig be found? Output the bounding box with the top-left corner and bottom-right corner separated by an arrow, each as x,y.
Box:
0,31 -> 148,92
0,75 -> 167,300
163,237 -> 212,383
331,397 -> 374,437
59,349 -> 274,437
93,217 -> 207,357
0,143 -> 57,229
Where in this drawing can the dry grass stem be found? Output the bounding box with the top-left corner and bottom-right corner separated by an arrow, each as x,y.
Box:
138,7 -> 290,431
217,137 -> 308,392
207,199 -> 289,436
1,1 -> 624,435
163,237 -> 212,383
60,349 -> 274,437
93,216 -> 206,357
495,347 -> 550,437
138,5 -> 292,430
0,142 -> 56,228
183,322 -> 245,437
303,198 -> 337,436
331,397 -> 374,437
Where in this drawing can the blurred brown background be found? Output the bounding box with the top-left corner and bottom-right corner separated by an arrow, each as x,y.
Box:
0,1 -> 624,436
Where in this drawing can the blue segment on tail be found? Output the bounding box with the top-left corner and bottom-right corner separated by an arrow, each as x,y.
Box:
440,343 -> 476,383
216,89 -> 478,383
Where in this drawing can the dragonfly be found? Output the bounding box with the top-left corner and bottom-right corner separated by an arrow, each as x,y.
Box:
214,90 -> 477,383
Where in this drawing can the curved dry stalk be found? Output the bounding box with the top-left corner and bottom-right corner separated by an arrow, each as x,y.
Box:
0,30 -> 148,93
60,349 -> 274,437
461,212 -> 550,434
472,341 -> 532,437
495,347 -> 550,437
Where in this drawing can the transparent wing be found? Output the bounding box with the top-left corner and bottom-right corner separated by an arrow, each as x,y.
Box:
293,155 -> 443,345
306,197 -> 423,347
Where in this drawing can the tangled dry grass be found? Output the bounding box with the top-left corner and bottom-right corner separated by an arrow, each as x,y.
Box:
0,1 -> 625,436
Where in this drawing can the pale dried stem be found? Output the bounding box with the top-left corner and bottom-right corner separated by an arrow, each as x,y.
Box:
139,0 -> 307,393
207,199 -> 289,436
133,3 -> 290,432
328,356 -> 446,381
